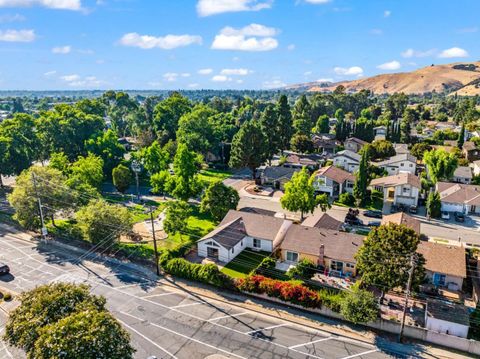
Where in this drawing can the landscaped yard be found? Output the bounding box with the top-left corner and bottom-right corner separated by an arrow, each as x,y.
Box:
221,249 -> 271,278
198,168 -> 232,185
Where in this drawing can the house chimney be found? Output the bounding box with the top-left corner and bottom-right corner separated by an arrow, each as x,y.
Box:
318,244 -> 325,266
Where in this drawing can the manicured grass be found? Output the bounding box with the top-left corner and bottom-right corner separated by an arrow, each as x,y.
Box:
129,201 -> 166,223
221,250 -> 270,279
198,169 -> 232,185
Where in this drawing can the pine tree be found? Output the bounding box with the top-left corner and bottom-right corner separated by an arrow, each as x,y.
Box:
458,122 -> 465,149
353,149 -> 369,207
276,95 -> 293,152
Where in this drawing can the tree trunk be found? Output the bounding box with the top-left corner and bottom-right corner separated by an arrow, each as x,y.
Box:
51,214 -> 57,228
0,174 -> 3,188
300,210 -> 304,221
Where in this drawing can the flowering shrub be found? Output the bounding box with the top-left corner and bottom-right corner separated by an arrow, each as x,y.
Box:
236,275 -> 321,308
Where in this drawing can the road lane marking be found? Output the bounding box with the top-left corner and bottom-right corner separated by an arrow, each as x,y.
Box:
288,337 -> 333,349
115,282 -> 152,289
120,311 -> 249,359
245,323 -> 289,334
341,349 -> 380,359
170,302 -> 204,309
116,318 -> 179,359
142,292 -> 178,299
207,312 -> 248,322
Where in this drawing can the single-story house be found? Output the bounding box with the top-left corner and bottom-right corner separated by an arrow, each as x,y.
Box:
462,141 -> 480,162
258,166 -> 300,190
452,166 -> 473,184
375,153 -> 417,176
381,212 -> 421,234
332,150 -> 361,173
302,212 -> 343,231
373,126 -> 387,141
473,160 -> 480,177
197,210 -> 292,263
312,165 -> 355,198
436,182 -> 480,214
344,137 -> 368,153
417,241 -> 466,291
393,143 -> 410,155
425,299 -> 470,338
278,224 -> 364,277
370,172 -> 421,207
281,151 -> 322,170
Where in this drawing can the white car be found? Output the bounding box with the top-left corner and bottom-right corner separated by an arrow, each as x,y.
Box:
441,211 -> 450,220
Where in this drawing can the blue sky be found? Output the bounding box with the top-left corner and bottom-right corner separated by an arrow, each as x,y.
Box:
0,0 -> 478,90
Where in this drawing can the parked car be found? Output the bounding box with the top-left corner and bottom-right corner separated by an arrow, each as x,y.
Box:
368,221 -> 381,227
0,263 -> 10,275
409,205 -> 417,214
441,211 -> 450,220
363,210 -> 383,218
454,212 -> 466,222
345,217 -> 363,226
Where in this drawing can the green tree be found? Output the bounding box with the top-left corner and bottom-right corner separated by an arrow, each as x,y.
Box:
163,201 -> 191,237
259,104 -> 280,165
229,120 -> 267,179
86,129 -> 125,176
48,152 -> 70,175
365,140 -> 395,160
200,182 -> 240,221
280,167 -> 324,220
290,134 -> 314,153
314,114 -> 330,134
75,199 -> 132,247
424,149 -> 458,183
68,154 -> 104,190
33,310 -> 134,359
169,143 -> 202,201
458,122 -> 465,149
469,306 -> 480,340
353,150 -> 369,207
150,170 -> 171,197
410,142 -> 432,160
137,141 -> 169,175
276,94 -> 293,151
340,285 -> 379,324
355,223 -> 425,294
426,191 -> 441,218
287,258 -> 316,280
153,92 -> 191,141
112,164 -> 132,193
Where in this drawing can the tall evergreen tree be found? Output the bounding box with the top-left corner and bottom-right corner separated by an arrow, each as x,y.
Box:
353,149 -> 369,207
276,94 -> 293,151
260,104 -> 280,165
457,122 -> 465,149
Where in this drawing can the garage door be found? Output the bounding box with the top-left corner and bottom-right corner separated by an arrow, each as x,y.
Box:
441,202 -> 464,213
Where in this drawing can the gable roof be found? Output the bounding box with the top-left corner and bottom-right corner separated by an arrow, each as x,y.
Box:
453,166 -> 473,180
345,137 -> 368,146
375,153 -> 417,167
280,225 -> 364,263
200,217 -> 247,250
463,141 -> 477,152
417,242 -> 466,278
393,143 -> 409,154
382,212 -> 421,234
437,182 -> 480,206
315,165 -> 355,183
302,212 -> 343,231
334,150 -> 361,163
261,166 -> 299,180
370,172 -> 421,189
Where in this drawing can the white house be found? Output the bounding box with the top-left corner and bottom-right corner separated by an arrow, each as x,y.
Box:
197,210 -> 292,263
370,172 -> 421,207
332,150 -> 361,173
425,300 -> 470,338
375,153 -> 417,176
312,165 -> 355,198
436,182 -> 480,214
344,137 -> 368,153
373,126 -> 387,141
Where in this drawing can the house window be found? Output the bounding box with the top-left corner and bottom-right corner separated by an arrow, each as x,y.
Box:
330,260 -> 344,272
231,248 -> 234,253
253,238 -> 261,248
433,273 -> 446,286
403,186 -> 410,193
345,263 -> 355,269
409,164 -> 413,167
401,163 -> 404,167
286,251 -> 299,262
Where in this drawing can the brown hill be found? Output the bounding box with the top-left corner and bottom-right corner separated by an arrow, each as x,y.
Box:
286,62 -> 480,95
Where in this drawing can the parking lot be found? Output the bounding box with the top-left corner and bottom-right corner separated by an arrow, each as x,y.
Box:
0,230 -> 399,359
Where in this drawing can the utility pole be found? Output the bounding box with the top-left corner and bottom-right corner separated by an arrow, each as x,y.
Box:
32,172 -> 47,241
131,160 -> 142,202
149,206 -> 160,276
399,253 -> 416,343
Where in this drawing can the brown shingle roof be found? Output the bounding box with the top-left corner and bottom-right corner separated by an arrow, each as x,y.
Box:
437,182 -> 480,206
382,212 -> 421,234
463,141 -> 477,151
346,137 -> 368,146
417,242 -> 466,278
302,212 -> 343,231
370,172 -> 421,189
315,165 -> 355,183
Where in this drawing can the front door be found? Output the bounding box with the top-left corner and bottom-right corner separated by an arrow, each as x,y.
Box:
207,247 -> 219,259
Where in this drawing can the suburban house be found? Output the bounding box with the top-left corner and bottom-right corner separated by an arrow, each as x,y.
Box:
425,300 -> 470,338
381,212 -> 421,234
473,160 -> 480,176
422,128 -> 435,138
436,182 -> 480,214
462,141 -> 480,162
281,151 -> 322,170
393,143 -> 409,155
302,212 -> 343,231
332,150 -> 361,173
375,153 -> 417,176
452,166 -> 473,184
312,135 -> 338,156
257,166 -> 299,190
344,137 -> 368,153
370,172 -> 421,207
373,126 -> 387,141
312,165 -> 355,198
417,241 -> 466,292
197,210 -> 292,263
277,224 -> 364,277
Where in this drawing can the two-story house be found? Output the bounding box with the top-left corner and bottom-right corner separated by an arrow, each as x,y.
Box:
462,141 -> 480,162
436,182 -> 480,215
373,125 -> 387,141
312,165 -> 355,198
370,172 -> 421,207
344,137 -> 368,153
332,150 -> 361,173
375,153 -> 417,176
452,166 -> 473,184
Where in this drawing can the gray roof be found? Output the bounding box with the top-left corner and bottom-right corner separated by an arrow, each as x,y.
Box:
334,150 -> 361,162
393,143 -> 409,154
376,153 -> 417,167
261,166 -> 299,180
302,212 -> 343,231
426,299 -> 470,326
200,217 -> 247,249
453,166 -> 473,180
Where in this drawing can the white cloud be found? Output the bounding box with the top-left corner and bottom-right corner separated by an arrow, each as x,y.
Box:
401,48 -> 436,58
43,70 -> 56,77
119,33 -> 202,50
0,29 -> 34,42
198,68 -> 213,75
304,0 -> 331,4
384,10 -> 391,17
60,74 -> 80,82
0,13 -> 25,23
287,44 -> 295,51
211,23 -> 279,51
211,75 -> 232,82
77,48 -> 94,55
456,27 -> 478,34
304,71 -> 312,76
0,0 -> 82,11
262,79 -> 285,89
438,47 -> 469,58
333,66 -> 363,76
60,73 -> 104,87
162,72 -> 190,82
197,0 -> 272,17
220,68 -> 251,75
52,45 -> 71,54
188,83 -> 200,88
377,60 -> 401,71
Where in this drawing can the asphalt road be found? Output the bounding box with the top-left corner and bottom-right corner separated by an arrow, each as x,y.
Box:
0,231 -> 397,359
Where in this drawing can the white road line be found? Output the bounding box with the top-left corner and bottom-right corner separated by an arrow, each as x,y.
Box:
207,312 -> 248,322
245,323 -> 289,334
289,337 -> 333,349
120,311 -> 248,359
170,302 -> 204,309
341,349 -> 380,359
142,292 -> 178,299
116,318 -> 179,359
115,282 -> 152,290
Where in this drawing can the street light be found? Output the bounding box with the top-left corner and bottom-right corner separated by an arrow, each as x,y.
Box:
131,160 -> 142,202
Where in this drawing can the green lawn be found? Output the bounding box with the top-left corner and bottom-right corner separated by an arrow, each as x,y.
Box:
198,169 -> 232,185
221,250 -> 270,278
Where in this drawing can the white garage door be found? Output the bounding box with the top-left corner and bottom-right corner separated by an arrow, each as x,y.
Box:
441,202 -> 464,213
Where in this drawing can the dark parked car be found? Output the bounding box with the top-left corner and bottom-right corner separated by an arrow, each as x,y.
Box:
454,212 -> 466,222
409,205 -> 417,214
0,263 -> 10,275
363,210 -> 383,218
345,217 -> 363,226
368,221 -> 381,227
